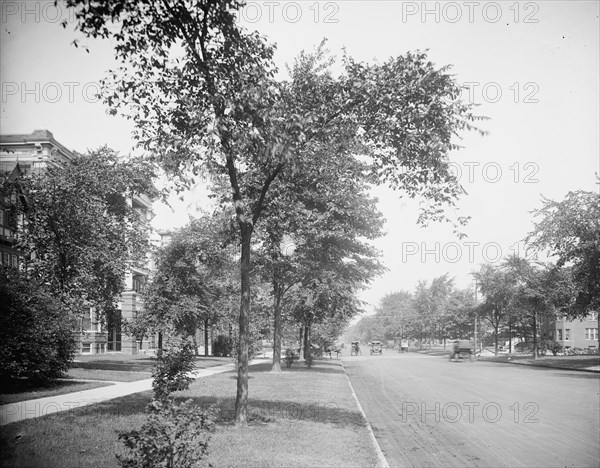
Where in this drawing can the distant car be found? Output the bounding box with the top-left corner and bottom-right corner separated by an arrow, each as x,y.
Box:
449,340 -> 475,362
370,341 -> 383,355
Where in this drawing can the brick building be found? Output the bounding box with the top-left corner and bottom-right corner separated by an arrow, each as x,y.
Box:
1,129 -> 155,355
554,311 -> 599,350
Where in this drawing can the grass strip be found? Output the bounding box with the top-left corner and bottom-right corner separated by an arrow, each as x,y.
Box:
480,354 -> 600,369
66,368 -> 151,382
0,359 -> 380,468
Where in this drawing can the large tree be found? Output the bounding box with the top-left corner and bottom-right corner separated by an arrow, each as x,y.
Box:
1,147 -> 155,316
259,148 -> 385,369
526,188 -> 600,318
64,0 -> 483,423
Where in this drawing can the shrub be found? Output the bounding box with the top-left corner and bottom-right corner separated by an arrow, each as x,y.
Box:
0,268 -> 76,383
212,334 -> 233,357
117,399 -> 213,468
540,339 -> 562,356
118,340 -> 213,467
152,341 -> 195,402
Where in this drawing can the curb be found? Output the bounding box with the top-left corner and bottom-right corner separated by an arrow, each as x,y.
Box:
340,361 -> 390,468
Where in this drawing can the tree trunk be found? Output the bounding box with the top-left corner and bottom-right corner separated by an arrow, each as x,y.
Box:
303,324 -> 310,359
298,326 -> 304,359
204,318 -> 209,357
158,331 -> 163,352
494,323 -> 499,357
532,313 -> 538,359
271,281 -> 282,372
192,334 -> 199,356
508,320 -> 512,354
235,224 -> 252,425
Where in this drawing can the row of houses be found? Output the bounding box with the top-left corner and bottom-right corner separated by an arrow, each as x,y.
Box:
0,129 -> 157,355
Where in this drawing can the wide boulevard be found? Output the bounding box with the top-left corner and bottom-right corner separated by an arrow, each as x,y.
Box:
343,351 -> 600,468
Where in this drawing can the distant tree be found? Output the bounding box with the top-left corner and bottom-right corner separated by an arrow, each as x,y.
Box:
411,276 -> 454,348
0,268 -> 76,382
375,291 -> 415,341
144,214 -> 237,351
527,188 -> 600,319
473,264 -> 515,356
504,256 -> 574,358
440,288 -> 476,345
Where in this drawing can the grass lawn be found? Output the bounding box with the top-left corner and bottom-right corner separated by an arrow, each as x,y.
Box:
0,360 -> 380,468
480,354 -> 600,370
72,354 -> 232,372
0,380 -> 113,405
66,368 -> 151,382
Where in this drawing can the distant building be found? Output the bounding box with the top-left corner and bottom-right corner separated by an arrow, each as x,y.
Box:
1,129 -> 156,355
1,129 -> 74,268
554,311 -> 599,350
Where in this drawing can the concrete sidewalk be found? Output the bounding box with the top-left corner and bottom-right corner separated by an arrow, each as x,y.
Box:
0,362 -> 238,426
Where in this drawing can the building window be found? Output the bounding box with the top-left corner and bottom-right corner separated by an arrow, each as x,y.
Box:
585,328 -> 598,341
82,307 -> 92,332
557,329 -> 563,341
132,276 -> 146,293
81,343 -> 91,353
2,252 -> 9,266
565,329 -> 571,340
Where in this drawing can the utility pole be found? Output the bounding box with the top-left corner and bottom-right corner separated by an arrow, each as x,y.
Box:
473,279 -> 478,353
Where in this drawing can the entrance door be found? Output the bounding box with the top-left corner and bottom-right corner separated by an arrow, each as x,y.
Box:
107,310 -> 122,351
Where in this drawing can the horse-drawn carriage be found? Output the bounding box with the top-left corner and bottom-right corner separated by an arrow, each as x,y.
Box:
449,340 -> 475,362
350,341 -> 362,356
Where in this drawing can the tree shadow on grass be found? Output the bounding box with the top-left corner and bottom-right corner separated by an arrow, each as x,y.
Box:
64,391 -> 154,420
72,361 -> 155,372
230,360 -> 345,375
0,379 -> 86,395
173,395 -> 365,428
61,389 -> 365,429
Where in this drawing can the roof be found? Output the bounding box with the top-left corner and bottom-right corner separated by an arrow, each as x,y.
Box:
0,129 -> 74,160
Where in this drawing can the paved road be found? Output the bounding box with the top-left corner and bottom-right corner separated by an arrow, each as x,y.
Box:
343,352 -> 600,468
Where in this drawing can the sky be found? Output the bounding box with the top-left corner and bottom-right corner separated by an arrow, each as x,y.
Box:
1,0 -> 599,316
